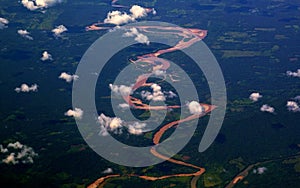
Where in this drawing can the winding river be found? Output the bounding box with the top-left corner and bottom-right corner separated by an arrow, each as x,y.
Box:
87,1 -> 215,187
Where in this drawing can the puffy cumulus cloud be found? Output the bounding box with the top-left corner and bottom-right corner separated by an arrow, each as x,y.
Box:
249,92 -> 262,102
21,0 -> 63,11
1,141 -> 38,165
123,27 -> 150,45
18,30 -> 29,35
118,103 -> 130,109
0,145 -> 8,153
41,51 -> 52,61
141,84 -> 165,102
15,83 -> 38,93
104,5 -> 155,25
287,69 -> 300,78
59,72 -> 79,83
52,25 -> 67,37
110,118 -> 123,130
253,167 -> 267,175
187,101 -> 204,115
141,86 -> 172,101
7,142 -> 24,149
133,32 -> 149,45
260,104 -> 275,113
102,168 -> 113,174
64,108 -> 83,119
287,101 -> 300,112
127,122 -> 146,135
151,84 -> 166,101
17,29 -> 33,40
98,114 -> 147,136
98,113 -> 123,136
152,8 -> 157,15
109,84 -> 132,96
104,11 -> 134,25
130,5 -> 147,19
0,17 -> 9,29
2,153 -> 18,164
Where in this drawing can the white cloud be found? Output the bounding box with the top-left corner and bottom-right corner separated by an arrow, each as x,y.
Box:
21,0 -> 37,11
130,5 -> 147,19
15,83 -> 38,93
151,84 -> 166,101
1,142 -> 38,165
41,51 -> 52,61
249,92 -> 262,102
17,29 -> 30,35
59,72 -> 78,83
16,146 -> 37,164
253,167 -> 267,175
102,168 -> 113,174
98,113 -> 147,136
104,5 -> 154,25
287,101 -> 300,112
133,32 -> 149,45
118,103 -> 130,109
187,101 -> 204,115
152,8 -> 157,15
141,84 -> 165,102
127,122 -> 146,135
287,69 -> 300,78
109,84 -> 132,96
98,113 -> 123,136
0,145 -> 8,153
0,18 -> 9,25
141,91 -> 151,99
104,10 -> 134,25
65,108 -> 83,119
260,104 -> 275,113
52,25 -> 67,37
164,91 -> 177,99
0,17 -> 9,29
123,27 -> 150,45
257,167 -> 267,174
110,118 -> 123,130
2,153 -> 19,164
2,153 -> 18,164
7,141 -> 24,149
17,29 -> 33,40
21,0 -> 63,11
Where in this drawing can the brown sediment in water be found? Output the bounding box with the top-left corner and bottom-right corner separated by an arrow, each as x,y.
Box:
152,104 -> 215,145
87,175 -> 120,188
87,2 -> 213,187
